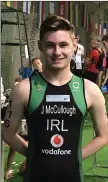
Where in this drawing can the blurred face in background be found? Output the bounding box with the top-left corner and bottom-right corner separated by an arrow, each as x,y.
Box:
72,35 -> 80,52
75,36 -> 80,43
73,36 -> 79,46
89,39 -> 100,49
32,58 -> 43,72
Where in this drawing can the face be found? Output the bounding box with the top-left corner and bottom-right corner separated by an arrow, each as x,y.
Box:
89,39 -> 98,48
39,30 -> 74,70
73,37 -> 79,51
33,59 -> 42,71
103,40 -> 108,50
74,36 -> 79,45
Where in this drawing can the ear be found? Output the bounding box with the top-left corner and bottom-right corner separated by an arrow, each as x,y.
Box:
38,40 -> 43,52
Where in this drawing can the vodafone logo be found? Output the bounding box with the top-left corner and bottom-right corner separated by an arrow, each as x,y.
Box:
50,134 -> 64,148
41,134 -> 71,155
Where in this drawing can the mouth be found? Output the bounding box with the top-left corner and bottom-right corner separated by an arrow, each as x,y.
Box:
52,58 -> 64,63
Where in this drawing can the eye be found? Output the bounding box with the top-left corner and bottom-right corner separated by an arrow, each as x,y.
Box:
60,43 -> 68,48
61,45 -> 66,48
46,44 -> 54,48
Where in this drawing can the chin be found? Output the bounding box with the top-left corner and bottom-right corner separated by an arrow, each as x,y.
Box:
50,65 -> 67,71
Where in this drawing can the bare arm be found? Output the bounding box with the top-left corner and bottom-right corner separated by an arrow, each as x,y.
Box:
82,82 -> 108,159
2,79 -> 29,156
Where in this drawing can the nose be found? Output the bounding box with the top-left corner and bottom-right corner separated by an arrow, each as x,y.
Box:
53,45 -> 61,56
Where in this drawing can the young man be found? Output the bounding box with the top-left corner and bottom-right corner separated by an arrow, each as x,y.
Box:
3,15 -> 108,182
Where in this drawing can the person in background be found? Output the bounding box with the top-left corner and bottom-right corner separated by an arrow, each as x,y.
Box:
19,61 -> 32,79
84,36 -> 106,86
19,58 -> 43,78
96,41 -> 107,88
31,57 -> 43,76
71,33 -> 85,77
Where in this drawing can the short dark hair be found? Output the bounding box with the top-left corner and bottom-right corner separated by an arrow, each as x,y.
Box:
102,34 -> 108,42
40,15 -> 75,41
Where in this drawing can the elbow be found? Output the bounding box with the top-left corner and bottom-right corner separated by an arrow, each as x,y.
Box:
96,134 -> 108,147
102,136 -> 108,146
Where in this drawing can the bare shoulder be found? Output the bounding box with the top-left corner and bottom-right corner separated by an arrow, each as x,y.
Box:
84,79 -> 101,95
12,78 -> 30,106
84,79 -> 105,108
14,78 -> 30,91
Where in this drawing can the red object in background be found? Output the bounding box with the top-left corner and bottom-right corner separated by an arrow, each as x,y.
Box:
13,1 -> 17,9
59,1 -> 65,17
41,1 -> 44,23
87,49 -> 100,73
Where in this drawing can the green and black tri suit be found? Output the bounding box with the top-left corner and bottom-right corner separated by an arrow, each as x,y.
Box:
24,73 -> 87,182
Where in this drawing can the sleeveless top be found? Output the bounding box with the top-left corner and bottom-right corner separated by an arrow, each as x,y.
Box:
24,73 -> 87,182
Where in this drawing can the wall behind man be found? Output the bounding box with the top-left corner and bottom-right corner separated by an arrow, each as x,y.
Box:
1,3 -> 40,89
2,1 -> 107,89
2,1 -> 69,89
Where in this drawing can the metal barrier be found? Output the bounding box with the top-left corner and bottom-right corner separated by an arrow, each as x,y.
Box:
92,130 -> 108,178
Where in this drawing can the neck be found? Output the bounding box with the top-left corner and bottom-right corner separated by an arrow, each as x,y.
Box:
42,66 -> 73,86
38,69 -> 42,73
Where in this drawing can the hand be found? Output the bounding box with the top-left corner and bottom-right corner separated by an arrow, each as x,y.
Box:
5,169 -> 13,179
19,160 -> 26,174
84,57 -> 91,64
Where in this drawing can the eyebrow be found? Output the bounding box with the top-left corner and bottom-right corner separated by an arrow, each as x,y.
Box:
44,41 -> 54,45
45,41 -> 69,45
